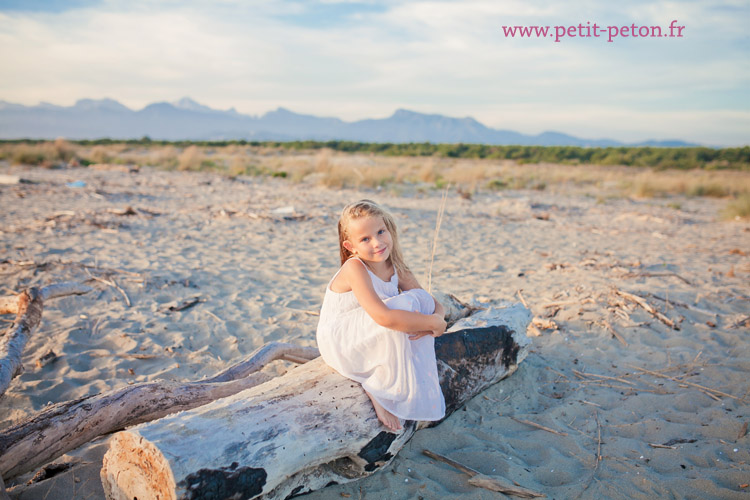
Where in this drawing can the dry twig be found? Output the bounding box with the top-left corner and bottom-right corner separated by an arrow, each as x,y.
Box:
427,186 -> 449,293
629,365 -> 740,401
422,449 -> 545,498
615,289 -> 678,330
510,416 -> 568,436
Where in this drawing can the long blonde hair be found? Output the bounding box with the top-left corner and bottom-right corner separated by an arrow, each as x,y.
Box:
338,199 -> 411,280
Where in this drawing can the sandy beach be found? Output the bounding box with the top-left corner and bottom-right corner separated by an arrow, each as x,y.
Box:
1,161 -> 748,499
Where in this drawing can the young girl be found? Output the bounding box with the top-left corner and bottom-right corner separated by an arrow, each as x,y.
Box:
316,199 -> 447,431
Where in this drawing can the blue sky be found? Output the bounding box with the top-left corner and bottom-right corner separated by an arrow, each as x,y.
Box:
0,0 -> 748,145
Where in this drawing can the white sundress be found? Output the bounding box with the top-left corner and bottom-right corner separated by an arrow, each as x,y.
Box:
316,258 -> 446,421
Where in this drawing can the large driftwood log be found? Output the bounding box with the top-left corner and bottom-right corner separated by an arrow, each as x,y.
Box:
101,303 -> 532,500
0,283 -> 92,397
0,342 -> 319,480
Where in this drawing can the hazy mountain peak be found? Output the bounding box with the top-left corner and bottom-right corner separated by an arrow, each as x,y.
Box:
73,98 -> 130,112
172,97 -> 214,113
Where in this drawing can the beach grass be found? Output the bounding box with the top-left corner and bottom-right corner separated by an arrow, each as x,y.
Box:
2,141 -> 749,202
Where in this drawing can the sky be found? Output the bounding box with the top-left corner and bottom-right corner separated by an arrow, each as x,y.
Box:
0,0 -> 748,146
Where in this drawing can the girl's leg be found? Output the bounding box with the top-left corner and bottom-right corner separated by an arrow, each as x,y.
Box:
365,290 -> 435,431
364,389 -> 402,431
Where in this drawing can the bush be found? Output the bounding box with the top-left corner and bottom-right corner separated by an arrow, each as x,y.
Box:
178,145 -> 202,171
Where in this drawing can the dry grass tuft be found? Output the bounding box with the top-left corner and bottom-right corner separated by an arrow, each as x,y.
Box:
178,145 -> 203,171
721,193 -> 750,220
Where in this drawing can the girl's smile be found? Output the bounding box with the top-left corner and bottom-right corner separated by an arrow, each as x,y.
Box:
343,216 -> 393,267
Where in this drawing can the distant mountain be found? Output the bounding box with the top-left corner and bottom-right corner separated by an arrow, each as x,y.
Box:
0,97 -> 697,147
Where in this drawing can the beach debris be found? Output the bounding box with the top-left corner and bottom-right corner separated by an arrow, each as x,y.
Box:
35,350 -> 58,369
0,283 -> 92,397
66,180 -> 86,188
100,303 -> 532,500
0,175 -> 21,185
26,461 -> 79,484
106,206 -> 137,216
601,318 -> 627,346
163,296 -> 202,313
737,422 -> 748,440
532,318 -> 558,331
730,315 -> 750,329
516,289 -> 530,308
622,271 -> 691,285
422,449 -> 544,498
629,365 -> 740,401
509,416 -> 568,436
0,342 -> 318,480
85,270 -> 131,307
615,288 -> 679,330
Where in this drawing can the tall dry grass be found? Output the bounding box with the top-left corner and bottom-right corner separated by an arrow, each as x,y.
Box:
2,141 -> 748,203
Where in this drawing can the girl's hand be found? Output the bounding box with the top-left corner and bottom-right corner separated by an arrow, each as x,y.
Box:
430,313 -> 447,338
408,330 -> 432,341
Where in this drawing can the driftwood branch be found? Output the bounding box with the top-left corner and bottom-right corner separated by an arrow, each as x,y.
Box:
422,449 -> 545,498
615,289 -> 679,330
100,303 -> 532,500
0,342 -> 318,480
0,283 -> 92,397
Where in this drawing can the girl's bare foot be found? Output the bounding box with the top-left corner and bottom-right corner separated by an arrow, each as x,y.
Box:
365,390 -> 402,431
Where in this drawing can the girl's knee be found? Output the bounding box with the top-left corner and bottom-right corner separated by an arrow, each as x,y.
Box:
383,293 -> 420,312
400,289 -> 435,314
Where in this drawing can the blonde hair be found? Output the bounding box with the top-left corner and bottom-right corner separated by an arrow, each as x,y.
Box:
338,199 -> 410,280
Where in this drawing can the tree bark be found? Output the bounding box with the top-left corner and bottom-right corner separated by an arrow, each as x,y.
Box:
101,303 -> 532,500
0,282 -> 92,397
0,342 -> 319,480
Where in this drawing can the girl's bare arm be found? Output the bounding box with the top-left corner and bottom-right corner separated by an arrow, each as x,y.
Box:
343,260 -> 444,334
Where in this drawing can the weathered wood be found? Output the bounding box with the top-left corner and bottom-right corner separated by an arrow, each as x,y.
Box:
0,342 -> 319,480
0,283 -> 91,396
101,303 -> 532,500
0,473 -> 9,500
0,282 -> 93,315
0,283 -> 92,397
0,289 -> 42,398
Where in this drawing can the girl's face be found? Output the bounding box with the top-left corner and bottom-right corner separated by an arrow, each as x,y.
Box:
343,216 -> 392,264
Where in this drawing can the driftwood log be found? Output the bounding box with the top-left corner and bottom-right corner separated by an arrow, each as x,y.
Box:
0,342 -> 319,480
0,282 -> 92,397
101,302 -> 532,500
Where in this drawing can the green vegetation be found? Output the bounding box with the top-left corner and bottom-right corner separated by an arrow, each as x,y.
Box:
1,139 -> 748,170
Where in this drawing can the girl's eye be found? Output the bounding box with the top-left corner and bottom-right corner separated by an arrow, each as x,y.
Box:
378,229 -> 385,235
362,237 -> 369,242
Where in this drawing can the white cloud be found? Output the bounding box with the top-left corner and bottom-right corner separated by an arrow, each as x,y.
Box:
0,0 -> 747,145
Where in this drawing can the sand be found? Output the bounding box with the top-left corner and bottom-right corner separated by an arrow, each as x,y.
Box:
1,163 -> 748,499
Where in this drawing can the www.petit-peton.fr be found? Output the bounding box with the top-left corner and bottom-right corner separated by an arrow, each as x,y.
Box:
502,20 -> 686,43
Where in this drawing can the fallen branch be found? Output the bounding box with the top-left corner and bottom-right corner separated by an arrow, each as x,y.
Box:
0,341 -> 319,480
0,283 -> 92,397
629,365 -> 740,401
422,449 -> 544,498
615,289 -> 679,330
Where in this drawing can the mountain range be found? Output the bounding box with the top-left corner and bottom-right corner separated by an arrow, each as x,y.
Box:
0,97 -> 695,147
